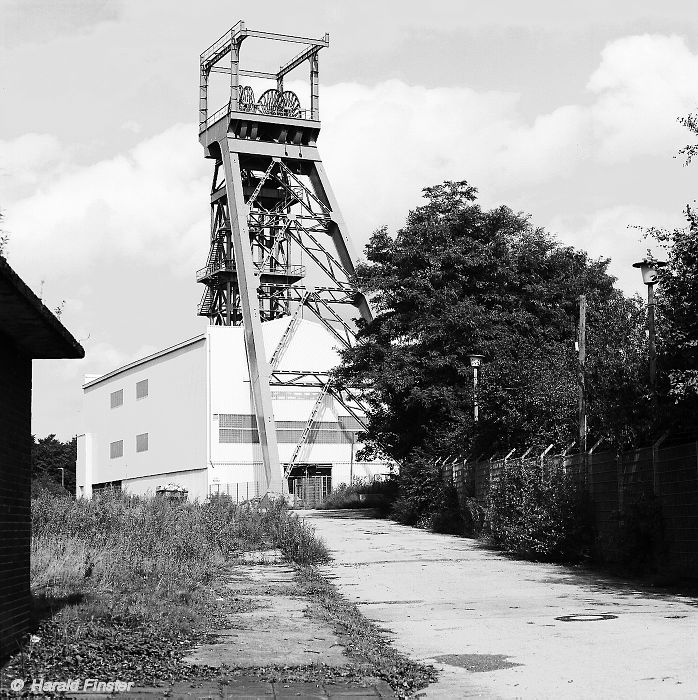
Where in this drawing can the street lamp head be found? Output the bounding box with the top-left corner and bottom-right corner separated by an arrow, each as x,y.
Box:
633,259 -> 667,286
466,353 -> 485,368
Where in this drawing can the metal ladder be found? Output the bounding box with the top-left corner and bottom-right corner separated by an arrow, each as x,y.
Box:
269,293 -> 309,370
285,382 -> 330,477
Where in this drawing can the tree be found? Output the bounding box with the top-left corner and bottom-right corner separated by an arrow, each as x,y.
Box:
678,111 -> 698,165
0,210 -> 8,258
334,181 -> 646,464
635,111 -> 698,434
31,434 -> 77,495
645,209 -> 698,426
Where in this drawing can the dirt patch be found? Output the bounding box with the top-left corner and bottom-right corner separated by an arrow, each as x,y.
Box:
433,653 -> 522,672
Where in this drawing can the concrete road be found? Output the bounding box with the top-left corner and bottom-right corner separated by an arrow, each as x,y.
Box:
302,510 -> 698,699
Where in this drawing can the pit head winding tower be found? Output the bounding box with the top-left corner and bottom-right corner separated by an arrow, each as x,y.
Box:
197,21 -> 372,494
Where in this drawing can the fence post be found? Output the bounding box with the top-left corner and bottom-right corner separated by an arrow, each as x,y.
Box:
587,437 -> 605,496
617,452 -> 623,515
652,431 -> 669,497
561,441 -> 576,478
520,446 -> 533,466
539,444 -> 554,482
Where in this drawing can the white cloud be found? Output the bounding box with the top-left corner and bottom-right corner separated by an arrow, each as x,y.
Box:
548,205 -> 686,295
4,124 -> 208,280
589,34 -> 698,162
318,81 -> 590,242
0,132 -> 66,201
4,33 -> 697,293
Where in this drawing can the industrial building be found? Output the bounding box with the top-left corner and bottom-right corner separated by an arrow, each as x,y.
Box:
77,319 -> 388,501
77,21 -> 389,501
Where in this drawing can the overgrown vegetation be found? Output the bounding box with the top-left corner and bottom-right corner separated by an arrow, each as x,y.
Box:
389,457 -> 468,535
318,478 -> 397,514
334,180 -> 649,464
31,433 -> 77,496
4,492 -> 329,682
375,457 -> 592,562
331,153 -> 697,566
486,461 -> 592,562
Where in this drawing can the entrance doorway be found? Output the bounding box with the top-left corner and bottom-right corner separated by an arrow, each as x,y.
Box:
287,464 -> 332,508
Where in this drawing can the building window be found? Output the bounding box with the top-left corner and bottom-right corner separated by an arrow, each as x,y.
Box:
136,379 -> 148,400
136,432 -> 149,453
110,389 -> 123,408
110,440 -> 123,459
218,414 -> 259,443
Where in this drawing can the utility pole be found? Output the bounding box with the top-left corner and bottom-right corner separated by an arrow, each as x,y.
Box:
577,295 -> 587,454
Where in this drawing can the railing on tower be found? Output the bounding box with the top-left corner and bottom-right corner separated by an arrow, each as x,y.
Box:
199,21 -> 329,132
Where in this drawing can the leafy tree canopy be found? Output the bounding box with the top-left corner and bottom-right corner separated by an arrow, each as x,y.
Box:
31,434 -> 77,496
646,206 -> 698,423
335,181 -> 647,462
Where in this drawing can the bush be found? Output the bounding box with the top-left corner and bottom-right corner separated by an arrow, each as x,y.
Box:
319,477 -> 398,515
391,458 -> 468,535
486,459 -> 592,562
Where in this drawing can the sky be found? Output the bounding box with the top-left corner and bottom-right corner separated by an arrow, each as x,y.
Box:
1,0 -> 697,440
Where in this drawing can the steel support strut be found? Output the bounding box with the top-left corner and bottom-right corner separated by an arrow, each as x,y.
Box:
221,146 -> 284,493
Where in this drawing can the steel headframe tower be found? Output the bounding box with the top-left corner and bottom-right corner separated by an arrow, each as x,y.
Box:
197,21 -> 372,495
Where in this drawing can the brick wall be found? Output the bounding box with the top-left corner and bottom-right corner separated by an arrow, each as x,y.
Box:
0,333 -> 32,660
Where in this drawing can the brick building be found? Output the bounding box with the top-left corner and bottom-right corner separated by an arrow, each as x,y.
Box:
0,257 -> 83,660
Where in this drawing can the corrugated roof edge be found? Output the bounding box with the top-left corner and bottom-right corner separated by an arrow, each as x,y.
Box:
82,334 -> 206,389
0,256 -> 84,359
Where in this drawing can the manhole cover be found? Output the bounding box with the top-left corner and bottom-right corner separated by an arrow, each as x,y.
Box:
555,613 -> 618,622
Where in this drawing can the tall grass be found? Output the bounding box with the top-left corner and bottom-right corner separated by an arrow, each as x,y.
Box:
32,491 -> 328,596
5,492 -> 331,680
29,491 -> 329,633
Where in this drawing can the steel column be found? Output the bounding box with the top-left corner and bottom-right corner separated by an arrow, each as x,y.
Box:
221,145 -> 284,493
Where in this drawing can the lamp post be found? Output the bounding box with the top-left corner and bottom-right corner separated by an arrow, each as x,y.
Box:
633,259 -> 666,392
466,354 -> 485,422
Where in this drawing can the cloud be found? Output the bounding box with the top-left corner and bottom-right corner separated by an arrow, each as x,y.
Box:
548,205 -> 687,294
318,81 -> 590,241
4,33 -> 697,295
589,34 -> 698,162
5,124 -> 209,280
0,133 -> 66,201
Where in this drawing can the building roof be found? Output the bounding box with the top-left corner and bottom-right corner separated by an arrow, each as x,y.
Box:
0,256 -> 84,359
83,334 -> 206,388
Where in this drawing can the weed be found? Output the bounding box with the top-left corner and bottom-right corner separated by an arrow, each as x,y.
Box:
4,492 -> 329,682
486,460 -> 592,562
295,566 -> 437,697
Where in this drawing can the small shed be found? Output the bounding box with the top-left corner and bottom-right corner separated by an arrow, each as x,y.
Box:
0,256 -> 84,660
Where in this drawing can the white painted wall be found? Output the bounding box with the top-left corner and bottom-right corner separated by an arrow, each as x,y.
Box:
122,469 -> 208,500
206,318 -> 384,491
78,336 -> 208,500
77,319 -> 390,502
